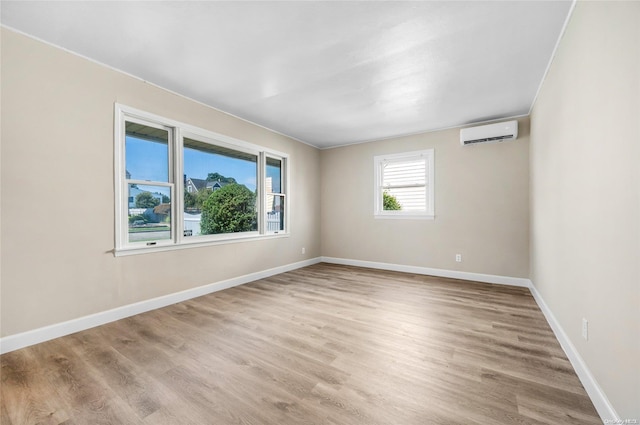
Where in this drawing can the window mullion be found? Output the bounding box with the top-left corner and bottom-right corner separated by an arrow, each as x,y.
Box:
259,152 -> 266,235
115,106 -> 127,250
283,158 -> 288,233
127,179 -> 172,187
174,127 -> 183,244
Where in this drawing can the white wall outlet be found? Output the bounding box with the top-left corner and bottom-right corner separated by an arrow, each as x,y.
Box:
455,254 -> 462,262
582,318 -> 589,340
301,247 -> 306,255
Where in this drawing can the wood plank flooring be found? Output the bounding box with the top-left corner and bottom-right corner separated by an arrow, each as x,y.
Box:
1,263 -> 601,424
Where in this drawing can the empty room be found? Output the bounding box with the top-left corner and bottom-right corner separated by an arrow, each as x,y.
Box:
1,1 -> 638,424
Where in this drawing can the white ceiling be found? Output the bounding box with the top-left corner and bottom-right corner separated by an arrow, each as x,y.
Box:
1,1 -> 572,148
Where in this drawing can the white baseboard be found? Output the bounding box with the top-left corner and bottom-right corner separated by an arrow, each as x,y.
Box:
0,257 -> 322,355
528,284 -> 619,423
0,255 -> 618,423
320,256 -> 532,287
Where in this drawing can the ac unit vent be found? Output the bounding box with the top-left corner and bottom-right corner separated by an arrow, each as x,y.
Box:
460,120 -> 518,146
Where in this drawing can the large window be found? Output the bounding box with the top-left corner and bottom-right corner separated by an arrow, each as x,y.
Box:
115,104 -> 288,254
183,136 -> 259,238
374,149 -> 434,219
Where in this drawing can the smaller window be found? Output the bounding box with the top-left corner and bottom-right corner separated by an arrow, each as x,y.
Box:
374,149 -> 434,219
266,156 -> 286,233
123,119 -> 174,246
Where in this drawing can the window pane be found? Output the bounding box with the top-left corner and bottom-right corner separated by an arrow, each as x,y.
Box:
382,159 -> 425,187
183,137 -> 258,236
266,157 -> 282,194
383,187 -> 426,211
377,153 -> 431,214
128,184 -> 171,243
266,195 -> 285,232
125,122 -> 169,182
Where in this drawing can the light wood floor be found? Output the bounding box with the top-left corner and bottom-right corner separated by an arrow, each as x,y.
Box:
1,263 -> 601,424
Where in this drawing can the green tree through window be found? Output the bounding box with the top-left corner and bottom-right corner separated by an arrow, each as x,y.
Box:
383,191 -> 402,210
200,184 -> 257,234
135,191 -> 160,208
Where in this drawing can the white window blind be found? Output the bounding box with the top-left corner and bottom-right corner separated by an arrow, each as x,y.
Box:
382,158 -> 427,211
374,150 -> 434,219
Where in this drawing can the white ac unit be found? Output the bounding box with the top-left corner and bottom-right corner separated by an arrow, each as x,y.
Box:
460,120 -> 518,145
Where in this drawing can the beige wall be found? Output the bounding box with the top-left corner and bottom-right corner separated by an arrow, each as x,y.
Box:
530,1 -> 640,419
320,119 -> 530,278
0,29 -> 321,337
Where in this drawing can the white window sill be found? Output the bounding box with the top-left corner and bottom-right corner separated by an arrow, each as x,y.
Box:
114,232 -> 289,257
374,214 -> 435,220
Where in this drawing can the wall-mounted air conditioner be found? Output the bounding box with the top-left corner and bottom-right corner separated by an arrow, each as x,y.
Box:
460,120 -> 518,145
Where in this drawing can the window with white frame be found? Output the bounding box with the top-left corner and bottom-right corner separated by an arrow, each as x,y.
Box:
374,149 -> 434,219
182,135 -> 259,237
115,104 -> 288,254
265,156 -> 285,233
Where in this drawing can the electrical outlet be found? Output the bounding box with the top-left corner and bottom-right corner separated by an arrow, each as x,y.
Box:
582,318 -> 589,340
301,247 -> 306,255
455,254 -> 462,262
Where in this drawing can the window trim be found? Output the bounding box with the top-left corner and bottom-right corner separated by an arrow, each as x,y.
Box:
373,149 -> 434,220
264,153 -> 287,235
114,103 -> 289,256
178,130 -> 261,245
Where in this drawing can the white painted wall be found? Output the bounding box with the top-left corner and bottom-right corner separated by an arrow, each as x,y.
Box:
530,1 -> 640,419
